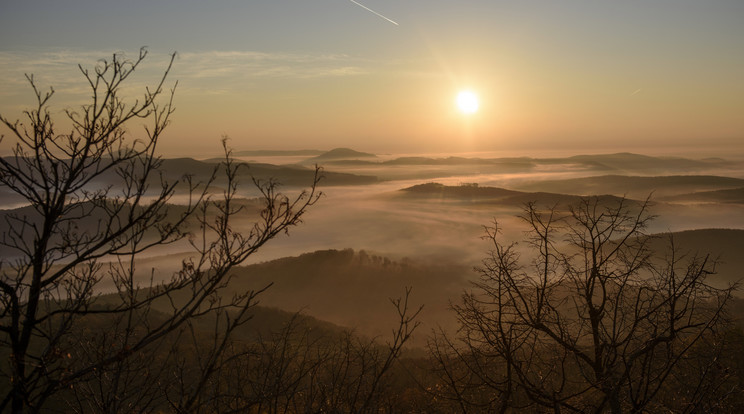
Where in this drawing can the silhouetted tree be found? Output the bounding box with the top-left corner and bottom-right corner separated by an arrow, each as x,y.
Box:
176,287 -> 422,413
430,197 -> 736,413
0,48 -> 321,413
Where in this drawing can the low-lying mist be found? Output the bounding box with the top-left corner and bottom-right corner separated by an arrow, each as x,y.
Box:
3,151 -> 744,342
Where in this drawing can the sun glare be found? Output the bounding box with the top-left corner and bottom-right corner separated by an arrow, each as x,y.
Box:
456,90 -> 479,114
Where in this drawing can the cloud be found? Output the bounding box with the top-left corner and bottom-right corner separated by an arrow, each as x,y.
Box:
0,49 -> 176,112
0,48 -> 373,108
175,50 -> 369,80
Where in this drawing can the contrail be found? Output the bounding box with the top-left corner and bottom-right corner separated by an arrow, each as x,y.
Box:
349,0 -> 399,26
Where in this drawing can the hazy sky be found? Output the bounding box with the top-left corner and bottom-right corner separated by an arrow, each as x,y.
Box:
1,0 -> 743,156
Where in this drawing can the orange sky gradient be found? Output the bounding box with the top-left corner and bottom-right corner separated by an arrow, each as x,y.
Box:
1,1 -> 742,158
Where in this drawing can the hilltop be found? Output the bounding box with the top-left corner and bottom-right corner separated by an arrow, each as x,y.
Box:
660,187 -> 744,204
226,249 -> 469,346
515,175 -> 744,198
303,148 -> 377,162
398,182 -> 625,207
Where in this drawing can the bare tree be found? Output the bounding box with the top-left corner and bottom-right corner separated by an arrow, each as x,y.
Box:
0,48 -> 321,413
184,287 -> 422,414
431,197 -> 736,413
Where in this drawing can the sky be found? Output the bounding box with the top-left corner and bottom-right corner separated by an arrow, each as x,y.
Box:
1,0 -> 743,157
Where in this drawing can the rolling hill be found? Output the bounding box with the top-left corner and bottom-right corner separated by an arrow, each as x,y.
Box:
551,153 -> 733,174
660,187 -> 744,204
646,228 -> 744,289
158,157 -> 378,186
303,148 -> 377,163
514,175 -> 744,198
233,149 -> 324,157
297,152 -> 737,175
398,182 -> 627,207
224,249 -> 470,346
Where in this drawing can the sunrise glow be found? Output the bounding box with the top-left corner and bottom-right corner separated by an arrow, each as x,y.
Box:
1,3 -> 743,411
456,90 -> 479,114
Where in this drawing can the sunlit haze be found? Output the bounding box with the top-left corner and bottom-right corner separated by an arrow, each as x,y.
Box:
3,3 -> 744,408
456,90 -> 479,114
1,0 -> 742,157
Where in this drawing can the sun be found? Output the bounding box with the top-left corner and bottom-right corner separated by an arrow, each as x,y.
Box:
456,90 -> 479,114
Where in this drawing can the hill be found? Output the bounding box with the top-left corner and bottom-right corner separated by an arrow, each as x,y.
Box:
225,249 -> 470,346
401,182 -> 521,198
304,148 -> 377,162
660,187 -> 744,204
233,149 -> 324,157
298,152 -> 740,182
554,152 -> 731,174
199,234 -> 744,349
0,157 -> 378,209
95,290 -> 348,343
305,152 -> 736,174
515,175 -> 744,198
398,182 -> 626,207
646,228 -> 744,290
0,198 -> 266,259
0,185 -> 27,209
158,157 -> 378,187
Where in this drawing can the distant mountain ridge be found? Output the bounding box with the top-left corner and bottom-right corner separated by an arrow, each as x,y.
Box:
233,149 -> 324,157
156,157 -> 378,186
0,157 -> 380,211
536,152 -> 738,173
303,152 -> 738,176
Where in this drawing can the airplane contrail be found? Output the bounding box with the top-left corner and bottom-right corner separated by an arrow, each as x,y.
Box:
349,0 -> 399,26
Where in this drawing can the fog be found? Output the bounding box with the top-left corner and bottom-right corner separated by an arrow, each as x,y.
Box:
2,151 -> 744,342
4,150 -> 744,274
232,152 -> 744,266
244,180 -> 524,266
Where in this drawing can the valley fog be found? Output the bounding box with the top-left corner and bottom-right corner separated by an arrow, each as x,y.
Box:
231,152 -> 744,266
3,150 -> 744,272
2,151 -> 744,344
